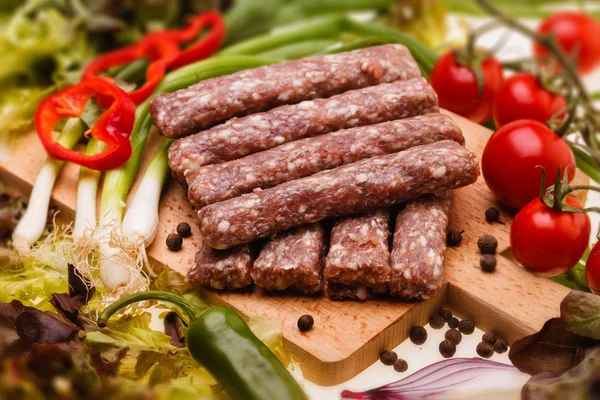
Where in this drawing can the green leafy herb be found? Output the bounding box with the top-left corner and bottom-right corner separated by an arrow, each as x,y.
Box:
561,290 -> 600,340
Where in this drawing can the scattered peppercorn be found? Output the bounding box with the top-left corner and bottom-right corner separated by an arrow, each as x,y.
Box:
485,207 -> 500,223
448,317 -> 459,329
409,326 -> 427,345
380,350 -> 398,366
439,340 -> 456,358
439,309 -> 453,322
476,342 -> 494,358
458,319 -> 475,335
494,339 -> 508,354
480,254 -> 497,272
176,222 -> 192,238
477,234 -> 498,254
482,332 -> 497,345
429,315 -> 445,329
297,315 -> 314,332
445,329 -> 462,345
166,233 -> 183,251
393,358 -> 408,373
446,229 -> 464,247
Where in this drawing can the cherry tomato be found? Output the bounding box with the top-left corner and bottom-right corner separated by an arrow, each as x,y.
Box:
430,51 -> 504,124
493,73 -> 566,128
482,120 -> 576,209
586,241 -> 600,295
534,11 -> 600,75
511,197 -> 590,277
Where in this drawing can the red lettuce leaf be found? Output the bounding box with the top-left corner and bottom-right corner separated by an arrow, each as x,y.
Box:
509,318 -> 600,375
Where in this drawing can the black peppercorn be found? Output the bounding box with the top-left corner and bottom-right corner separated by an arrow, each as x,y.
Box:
446,229 -> 464,247
445,329 -> 462,345
439,340 -> 456,358
458,319 -> 475,335
409,326 -> 427,345
429,315 -> 445,329
494,339 -> 508,354
380,350 -> 398,366
393,358 -> 408,373
448,317 -> 459,329
476,342 -> 494,358
485,207 -> 500,223
480,254 -> 497,272
166,233 -> 183,251
478,234 -> 498,254
176,222 -> 192,238
439,309 -> 453,322
482,332 -> 497,345
297,315 -> 314,332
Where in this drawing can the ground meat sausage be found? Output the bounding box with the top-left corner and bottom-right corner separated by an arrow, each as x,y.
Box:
251,223 -> 326,295
151,44 -> 422,139
324,209 -> 391,300
187,113 -> 464,209
169,78 -> 438,186
390,192 -> 453,299
198,140 -> 480,250
186,243 -> 253,290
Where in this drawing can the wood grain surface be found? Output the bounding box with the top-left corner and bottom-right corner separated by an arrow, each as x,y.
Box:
0,110 -> 588,386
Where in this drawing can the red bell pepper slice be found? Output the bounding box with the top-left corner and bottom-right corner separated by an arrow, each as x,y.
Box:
35,78 -> 136,171
150,10 -> 226,70
83,36 -> 180,106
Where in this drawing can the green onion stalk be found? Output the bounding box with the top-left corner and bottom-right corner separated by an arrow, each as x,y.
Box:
12,118 -> 85,252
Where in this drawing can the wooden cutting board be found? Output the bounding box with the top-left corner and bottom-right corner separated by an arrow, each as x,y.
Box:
0,111 -> 588,386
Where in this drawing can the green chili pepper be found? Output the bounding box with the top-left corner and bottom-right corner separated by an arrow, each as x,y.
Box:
98,291 -> 309,400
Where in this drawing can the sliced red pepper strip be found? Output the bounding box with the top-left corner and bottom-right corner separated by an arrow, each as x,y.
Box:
35,78 -> 136,171
83,36 -> 180,106
150,10 -> 226,70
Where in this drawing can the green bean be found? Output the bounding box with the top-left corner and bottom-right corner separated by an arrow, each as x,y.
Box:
220,14 -> 345,56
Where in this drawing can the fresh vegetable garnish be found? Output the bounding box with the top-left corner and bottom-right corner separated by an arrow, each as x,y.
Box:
83,36 -> 180,107
586,242 -> 600,295
511,167 -> 592,276
482,119 -> 576,209
98,290 -> 309,400
533,11 -> 600,75
429,49 -> 504,124
341,358 -> 529,399
34,78 -> 136,171
492,73 -> 566,128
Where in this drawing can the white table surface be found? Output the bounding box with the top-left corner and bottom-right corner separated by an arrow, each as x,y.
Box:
303,13 -> 600,399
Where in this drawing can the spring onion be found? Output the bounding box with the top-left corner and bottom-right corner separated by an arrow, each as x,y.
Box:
72,138 -> 103,239
341,358 -> 530,400
12,118 -> 84,252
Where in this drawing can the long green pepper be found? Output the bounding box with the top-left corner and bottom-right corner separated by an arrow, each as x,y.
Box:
98,291 -> 308,400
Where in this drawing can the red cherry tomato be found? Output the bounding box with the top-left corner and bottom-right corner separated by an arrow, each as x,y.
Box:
482,120 -> 576,209
430,51 -> 504,124
534,11 -> 600,75
511,197 -> 590,277
493,73 -> 567,128
586,241 -> 600,295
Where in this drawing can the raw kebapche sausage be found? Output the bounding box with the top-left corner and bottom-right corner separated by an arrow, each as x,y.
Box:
186,243 -> 253,290
169,77 -> 438,186
187,113 -> 463,209
198,140 -> 479,250
390,192 -> 453,299
151,44 -> 422,139
324,209 -> 391,300
251,223 -> 326,294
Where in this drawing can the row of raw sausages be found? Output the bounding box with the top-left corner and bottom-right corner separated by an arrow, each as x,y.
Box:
149,45 -> 481,299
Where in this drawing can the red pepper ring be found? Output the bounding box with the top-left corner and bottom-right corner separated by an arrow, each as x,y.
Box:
150,11 -> 226,70
83,36 -> 180,106
35,78 -> 136,171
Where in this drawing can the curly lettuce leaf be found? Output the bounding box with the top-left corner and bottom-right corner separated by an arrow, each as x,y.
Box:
0,249 -> 68,311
